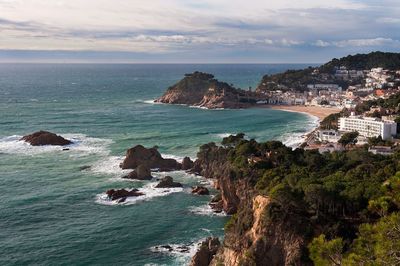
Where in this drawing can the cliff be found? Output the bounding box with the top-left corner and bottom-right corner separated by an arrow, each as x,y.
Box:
156,71 -> 251,109
190,134 -> 400,265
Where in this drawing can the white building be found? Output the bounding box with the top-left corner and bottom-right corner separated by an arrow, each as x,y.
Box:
339,115 -> 397,140
317,130 -> 341,143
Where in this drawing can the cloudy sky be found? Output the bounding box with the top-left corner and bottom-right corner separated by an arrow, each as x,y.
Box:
0,0 -> 399,63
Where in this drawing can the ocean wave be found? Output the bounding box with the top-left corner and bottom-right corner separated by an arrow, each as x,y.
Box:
0,134 -> 112,156
214,133 -> 233,139
188,204 -> 227,217
95,182 -> 183,206
150,241 -> 201,264
90,155 -> 131,176
280,116 -> 319,148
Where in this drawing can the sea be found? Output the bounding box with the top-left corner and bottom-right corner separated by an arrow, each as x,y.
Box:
0,64 -> 318,265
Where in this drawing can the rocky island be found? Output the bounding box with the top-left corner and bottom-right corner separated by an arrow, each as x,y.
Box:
21,130 -> 72,146
155,71 -> 255,109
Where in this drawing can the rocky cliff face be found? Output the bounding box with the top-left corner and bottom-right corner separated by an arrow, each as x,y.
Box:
193,142 -> 309,266
156,71 -> 250,109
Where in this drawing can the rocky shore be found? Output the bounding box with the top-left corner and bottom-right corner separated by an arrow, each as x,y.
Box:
155,71 -> 252,109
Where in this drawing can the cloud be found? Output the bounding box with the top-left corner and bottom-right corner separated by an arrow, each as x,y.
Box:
0,0 -> 398,62
313,38 -> 400,48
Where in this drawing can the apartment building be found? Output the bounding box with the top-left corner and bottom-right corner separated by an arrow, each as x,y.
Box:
339,114 -> 397,140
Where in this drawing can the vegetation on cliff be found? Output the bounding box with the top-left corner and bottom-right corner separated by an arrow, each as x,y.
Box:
156,71 -> 252,109
195,134 -> 400,265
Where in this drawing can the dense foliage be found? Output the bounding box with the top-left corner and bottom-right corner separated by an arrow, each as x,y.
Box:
204,134 -> 400,264
320,51 -> 400,72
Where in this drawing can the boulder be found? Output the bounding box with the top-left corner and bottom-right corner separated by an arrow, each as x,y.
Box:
190,237 -> 220,266
106,188 -> 144,201
191,186 -> 210,195
181,156 -> 194,170
21,131 -> 72,146
209,193 -> 223,213
155,176 -> 182,188
122,164 -> 153,180
120,145 -> 181,170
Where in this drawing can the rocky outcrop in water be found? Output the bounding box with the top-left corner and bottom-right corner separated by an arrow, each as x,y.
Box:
106,188 -> 144,202
182,156 -> 194,170
190,237 -> 220,266
155,72 -> 252,109
120,145 -> 181,170
122,164 -> 153,180
21,131 -> 72,146
155,176 -> 182,188
191,186 -> 209,195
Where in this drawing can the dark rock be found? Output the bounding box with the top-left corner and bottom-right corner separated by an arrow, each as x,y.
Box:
155,176 -> 182,188
209,193 -> 223,213
190,237 -> 220,266
21,131 -> 72,146
62,148 -> 70,151
120,145 -> 181,170
182,156 -> 194,170
209,201 -> 223,213
191,186 -> 210,195
106,188 -> 144,201
79,165 -> 91,171
122,164 -> 153,180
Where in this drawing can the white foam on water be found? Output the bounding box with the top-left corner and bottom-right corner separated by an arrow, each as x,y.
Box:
280,115 -> 319,148
141,99 -> 163,105
90,155 -> 131,176
150,240 -> 202,265
215,133 -> 233,139
0,134 -> 112,156
188,204 -> 227,217
161,153 -> 185,162
95,182 -> 183,206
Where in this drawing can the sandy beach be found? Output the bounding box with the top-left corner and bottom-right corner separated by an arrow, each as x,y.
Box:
261,105 -> 341,120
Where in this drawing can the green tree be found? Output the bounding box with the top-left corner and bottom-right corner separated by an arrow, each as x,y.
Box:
338,131 -> 359,148
309,234 -> 344,266
344,212 -> 400,266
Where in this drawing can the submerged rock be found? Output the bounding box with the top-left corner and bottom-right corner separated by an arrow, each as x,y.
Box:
155,176 -> 182,188
21,131 -> 72,146
106,188 -> 144,201
79,165 -> 91,171
190,237 -> 220,266
120,145 -> 181,170
191,186 -> 210,195
122,164 -> 153,180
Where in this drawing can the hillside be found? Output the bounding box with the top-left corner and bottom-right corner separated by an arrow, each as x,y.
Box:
257,51 -> 400,93
190,134 -> 400,265
155,71 -> 253,109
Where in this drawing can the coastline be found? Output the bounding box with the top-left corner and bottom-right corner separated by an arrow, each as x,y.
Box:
259,104 -> 340,120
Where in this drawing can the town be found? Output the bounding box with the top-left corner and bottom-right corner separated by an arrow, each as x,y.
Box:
253,66 -> 400,155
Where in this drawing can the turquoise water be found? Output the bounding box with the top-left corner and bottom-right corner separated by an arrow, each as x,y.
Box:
0,64 -> 316,265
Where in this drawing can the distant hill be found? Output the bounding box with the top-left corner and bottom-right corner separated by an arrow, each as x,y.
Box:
257,51 -> 400,92
320,51 -> 400,72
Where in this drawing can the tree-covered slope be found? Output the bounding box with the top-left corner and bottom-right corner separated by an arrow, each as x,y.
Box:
193,134 -> 400,265
257,51 -> 400,92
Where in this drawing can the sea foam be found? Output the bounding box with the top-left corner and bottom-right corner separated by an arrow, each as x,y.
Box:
0,134 -> 112,156
95,182 -> 183,206
188,204 -> 227,217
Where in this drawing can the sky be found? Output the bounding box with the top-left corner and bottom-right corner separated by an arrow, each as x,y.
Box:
0,0 -> 399,63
